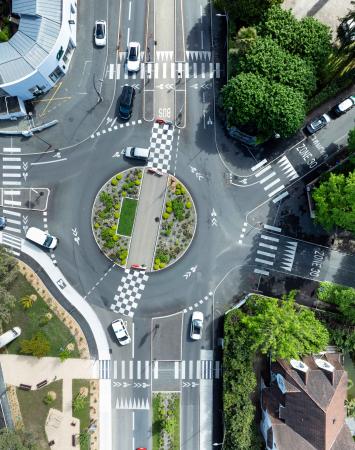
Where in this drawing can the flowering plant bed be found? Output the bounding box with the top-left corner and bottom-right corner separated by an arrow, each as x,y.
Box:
153,175 -> 196,270
92,168 -> 143,266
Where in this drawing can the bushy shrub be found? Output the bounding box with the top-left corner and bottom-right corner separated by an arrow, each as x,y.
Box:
116,173 -> 123,180
111,178 -> 118,186
166,200 -> 172,207
94,222 -> 100,229
154,264 -> 159,270
159,262 -> 166,269
185,201 -> 192,209
114,203 -> 120,210
122,191 -> 127,197
114,212 -> 120,219
166,207 -> 172,213
163,212 -> 170,219
172,199 -> 184,221
135,180 -> 141,185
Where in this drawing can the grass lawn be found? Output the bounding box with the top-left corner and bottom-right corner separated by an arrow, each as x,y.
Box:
72,379 -> 91,450
16,380 -> 63,449
5,273 -> 79,358
116,197 -> 138,236
152,393 -> 180,450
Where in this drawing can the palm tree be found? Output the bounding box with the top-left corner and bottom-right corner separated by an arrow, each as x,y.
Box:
20,294 -> 37,309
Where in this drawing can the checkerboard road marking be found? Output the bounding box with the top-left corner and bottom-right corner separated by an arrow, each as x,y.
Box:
147,123 -> 174,173
110,269 -> 149,317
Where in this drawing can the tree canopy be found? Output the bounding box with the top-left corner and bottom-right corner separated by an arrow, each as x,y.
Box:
0,246 -> 17,333
215,0 -> 283,24
222,72 -> 305,138
312,170 -> 355,232
259,5 -> 332,69
317,282 -> 355,325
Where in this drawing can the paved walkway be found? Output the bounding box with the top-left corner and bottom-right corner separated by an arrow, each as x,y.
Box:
0,234 -> 112,450
127,169 -> 168,270
0,355 -> 98,450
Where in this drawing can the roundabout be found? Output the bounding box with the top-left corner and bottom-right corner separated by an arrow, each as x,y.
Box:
92,166 -> 196,272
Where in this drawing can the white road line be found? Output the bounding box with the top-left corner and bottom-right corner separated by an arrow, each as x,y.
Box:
129,361 -> 133,379
136,360 -> 141,379
255,258 -> 274,266
2,173 -> 21,177
3,148 -> 21,153
132,322 -> 135,359
121,360 -> 125,379
109,64 -> 114,79
185,62 -> 189,78
174,361 -> 179,379
2,157 -> 21,161
30,158 -> 67,165
215,62 -> 220,78
128,1 -> 132,20
155,63 -> 159,79
113,361 -> 117,379
2,209 -> 21,216
273,191 -> 289,203
259,242 -> 277,250
4,190 -> 21,195
153,361 -> 159,379
254,268 -> 269,276
145,361 -> 149,380
181,360 -> 185,379
193,63 -> 197,78
2,165 -> 21,170
264,178 -> 280,191
127,27 -> 130,46
209,62 -> 214,78
2,181 -> 21,185
268,185 -> 285,197
259,172 -> 276,184
201,30 -> 204,49
251,159 -> 267,172
196,360 -> 201,379
116,63 -> 121,79
264,224 -> 281,232
4,226 -> 21,233
178,62 -> 182,77
170,62 -> 175,78
261,234 -> 279,242
4,200 -> 21,206
189,360 -> 193,379
257,250 -> 275,258
162,62 -> 167,78
201,62 -> 205,78
254,165 -> 271,178
6,218 -> 21,225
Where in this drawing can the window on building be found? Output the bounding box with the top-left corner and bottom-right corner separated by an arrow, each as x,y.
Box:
49,66 -> 64,83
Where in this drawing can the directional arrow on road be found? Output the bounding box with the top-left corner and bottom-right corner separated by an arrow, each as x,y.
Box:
22,216 -> 28,224
122,382 -> 132,388
22,162 -> 28,171
190,265 -> 198,273
22,173 -> 28,181
112,152 -> 121,158
207,116 -> 213,125
183,272 -> 191,279
22,225 -> 28,233
53,152 -> 61,159
211,209 -> 217,217
212,218 -> 218,227
113,381 -> 122,387
190,83 -> 199,90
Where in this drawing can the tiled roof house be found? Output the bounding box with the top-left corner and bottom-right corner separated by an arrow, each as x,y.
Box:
260,353 -> 355,450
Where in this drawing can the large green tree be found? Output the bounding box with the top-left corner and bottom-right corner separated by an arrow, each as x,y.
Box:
0,429 -> 38,450
222,72 -> 305,138
312,170 -> 355,232
317,282 -> 355,325
240,292 -> 329,359
260,5 -> 332,68
237,37 -> 316,95
215,0 -> 283,24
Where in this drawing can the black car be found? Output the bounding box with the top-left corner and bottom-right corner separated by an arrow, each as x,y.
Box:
118,85 -> 135,120
305,114 -> 330,135
0,217 -> 7,230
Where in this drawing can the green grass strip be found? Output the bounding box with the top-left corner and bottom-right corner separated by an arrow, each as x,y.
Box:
116,197 -> 138,237
72,379 -> 91,450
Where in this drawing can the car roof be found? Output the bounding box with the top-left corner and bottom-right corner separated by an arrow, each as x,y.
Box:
129,42 -> 140,47
192,311 -> 203,320
337,98 -> 354,111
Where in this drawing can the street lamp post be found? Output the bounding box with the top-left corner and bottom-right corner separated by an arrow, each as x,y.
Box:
216,11 -> 229,81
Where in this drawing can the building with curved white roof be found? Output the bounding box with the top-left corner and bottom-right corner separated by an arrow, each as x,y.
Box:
0,0 -> 77,100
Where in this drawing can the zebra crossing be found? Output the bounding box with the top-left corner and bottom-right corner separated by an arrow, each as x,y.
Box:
111,359 -> 221,381
0,232 -> 22,256
252,155 -> 299,203
106,61 -> 221,80
116,50 -> 212,62
254,225 -> 298,277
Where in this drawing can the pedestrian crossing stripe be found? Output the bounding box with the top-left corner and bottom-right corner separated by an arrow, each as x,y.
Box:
115,397 -> 149,410
106,61 -> 221,80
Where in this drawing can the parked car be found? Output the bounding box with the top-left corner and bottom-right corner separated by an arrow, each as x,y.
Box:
112,318 -> 131,345
190,311 -> 204,340
94,20 -> 106,47
339,18 -> 355,43
0,216 -> 7,230
0,327 -> 21,348
123,147 -> 150,161
127,42 -> 141,72
118,85 -> 135,120
333,96 -> 355,117
25,227 -> 58,249
305,113 -> 331,135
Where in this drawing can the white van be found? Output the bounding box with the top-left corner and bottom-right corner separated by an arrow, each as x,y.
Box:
0,327 -> 21,348
124,147 -> 150,161
26,227 -> 58,249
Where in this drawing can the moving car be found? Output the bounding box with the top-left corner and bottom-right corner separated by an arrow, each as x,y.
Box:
118,85 -> 135,120
94,20 -> 106,47
127,42 -> 141,72
0,216 -> 7,230
190,311 -> 204,340
112,318 -> 131,345
0,327 -> 21,348
26,227 -> 58,249
333,96 -> 355,117
305,113 -> 330,135
123,147 -> 150,161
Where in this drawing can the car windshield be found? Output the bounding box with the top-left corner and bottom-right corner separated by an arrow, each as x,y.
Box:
44,235 -> 53,247
96,24 -> 104,38
129,47 -> 138,61
119,334 -> 129,341
130,148 -> 136,156
193,320 -> 202,330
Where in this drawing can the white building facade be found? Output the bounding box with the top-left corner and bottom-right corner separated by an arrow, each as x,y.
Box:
0,0 -> 77,100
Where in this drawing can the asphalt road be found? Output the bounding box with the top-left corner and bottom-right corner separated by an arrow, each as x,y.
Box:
0,0 -> 355,449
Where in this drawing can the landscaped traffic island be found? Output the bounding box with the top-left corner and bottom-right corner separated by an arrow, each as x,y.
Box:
92,168 -> 196,271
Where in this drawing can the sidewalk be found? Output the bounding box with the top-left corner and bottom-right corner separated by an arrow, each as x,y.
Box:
199,349 -> 213,450
0,234 -> 112,450
127,168 -> 168,270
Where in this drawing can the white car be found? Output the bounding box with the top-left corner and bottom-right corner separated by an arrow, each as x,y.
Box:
127,42 -> 141,72
94,20 -> 106,47
0,327 -> 21,349
112,319 -> 131,345
26,227 -> 58,249
190,311 -> 204,340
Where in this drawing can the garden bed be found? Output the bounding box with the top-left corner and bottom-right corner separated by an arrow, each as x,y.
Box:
153,175 -> 196,270
152,392 -> 180,450
92,168 -> 143,266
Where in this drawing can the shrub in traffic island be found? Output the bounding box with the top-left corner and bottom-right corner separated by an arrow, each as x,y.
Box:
116,174 -> 123,180
186,201 -> 192,209
163,212 -> 170,220
111,178 -> 118,186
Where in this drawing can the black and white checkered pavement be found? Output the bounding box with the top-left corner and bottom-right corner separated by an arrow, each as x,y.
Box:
147,123 -> 174,173
110,269 -> 149,317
